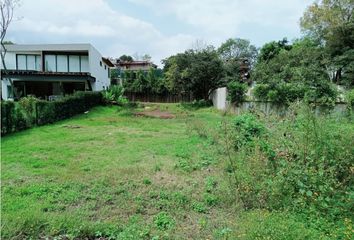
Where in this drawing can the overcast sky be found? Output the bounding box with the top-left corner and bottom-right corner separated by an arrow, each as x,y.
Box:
7,0 -> 313,65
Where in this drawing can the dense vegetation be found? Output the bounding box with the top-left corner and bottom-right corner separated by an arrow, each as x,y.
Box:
116,0 -> 353,105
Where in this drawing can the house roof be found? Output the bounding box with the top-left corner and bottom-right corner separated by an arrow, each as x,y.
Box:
3,43 -> 93,52
102,57 -> 114,67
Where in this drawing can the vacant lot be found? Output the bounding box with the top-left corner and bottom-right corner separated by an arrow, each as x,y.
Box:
1,104 -> 353,239
2,104 -> 237,239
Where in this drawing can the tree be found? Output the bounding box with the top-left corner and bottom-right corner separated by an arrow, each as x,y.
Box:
300,0 -> 354,85
252,38 -> 337,104
119,54 -> 133,62
164,46 -> 224,100
1,0 -> 20,99
257,38 -> 292,63
142,54 -> 152,62
218,38 -> 258,83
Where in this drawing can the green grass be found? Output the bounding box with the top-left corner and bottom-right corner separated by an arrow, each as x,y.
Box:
1,104 -> 351,239
1,104 -> 238,239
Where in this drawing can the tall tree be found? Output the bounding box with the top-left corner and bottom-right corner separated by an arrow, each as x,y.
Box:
300,0 -> 354,85
164,46 -> 224,100
1,0 -> 20,99
218,38 -> 257,83
119,54 -> 133,62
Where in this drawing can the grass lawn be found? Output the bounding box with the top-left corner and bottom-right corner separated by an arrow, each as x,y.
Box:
1,104 -> 241,239
2,103 -> 352,239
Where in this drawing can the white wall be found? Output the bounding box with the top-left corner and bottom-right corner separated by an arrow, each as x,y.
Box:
89,45 -> 110,91
210,87 -> 227,110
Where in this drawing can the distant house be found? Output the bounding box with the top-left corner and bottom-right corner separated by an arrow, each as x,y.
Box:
1,43 -> 114,100
114,60 -> 157,71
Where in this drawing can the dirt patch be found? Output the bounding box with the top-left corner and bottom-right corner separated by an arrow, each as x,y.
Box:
62,125 -> 82,129
134,109 -> 175,119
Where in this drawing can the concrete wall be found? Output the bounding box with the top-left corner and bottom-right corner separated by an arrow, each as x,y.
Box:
210,87 -> 228,110
89,45 -> 110,91
211,87 -> 350,116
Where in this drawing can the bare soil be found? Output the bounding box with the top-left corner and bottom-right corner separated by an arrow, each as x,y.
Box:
134,109 -> 175,119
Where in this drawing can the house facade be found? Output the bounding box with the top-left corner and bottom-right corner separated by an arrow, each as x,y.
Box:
1,43 -> 113,100
114,60 -> 157,71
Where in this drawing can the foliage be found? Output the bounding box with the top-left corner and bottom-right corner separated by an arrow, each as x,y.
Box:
218,38 -> 258,82
164,46 -> 225,100
252,38 -> 338,104
221,103 -> 353,221
300,0 -> 354,86
346,88 -> 354,107
122,68 -> 167,95
119,54 -> 133,62
1,100 -> 27,135
227,81 -> 248,104
218,38 -> 258,65
153,212 -> 175,230
102,85 -> 128,105
257,38 -> 292,63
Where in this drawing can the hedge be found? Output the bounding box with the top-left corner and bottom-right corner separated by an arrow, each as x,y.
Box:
1,91 -> 103,135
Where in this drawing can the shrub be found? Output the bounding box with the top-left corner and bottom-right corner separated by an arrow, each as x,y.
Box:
103,85 -> 128,105
227,81 -> 247,104
36,91 -> 102,126
1,91 -> 102,135
346,88 -> 354,111
18,95 -> 38,126
192,202 -> 207,213
153,212 -> 175,230
232,113 -> 266,149
1,100 -> 27,135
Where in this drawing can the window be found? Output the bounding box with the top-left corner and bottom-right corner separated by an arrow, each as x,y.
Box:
43,54 -> 88,72
69,55 -> 80,72
57,55 -> 68,72
45,55 -> 56,71
80,56 -> 89,72
17,55 -> 26,70
17,54 -> 41,71
100,61 -> 102,67
7,85 -> 13,98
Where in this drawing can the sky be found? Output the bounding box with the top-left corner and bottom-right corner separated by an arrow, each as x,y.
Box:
7,0 -> 313,66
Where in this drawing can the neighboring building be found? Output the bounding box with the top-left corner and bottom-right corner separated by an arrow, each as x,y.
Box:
109,59 -> 157,85
114,59 -> 157,71
1,43 -> 114,100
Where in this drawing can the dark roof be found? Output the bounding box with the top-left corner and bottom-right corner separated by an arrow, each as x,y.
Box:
1,70 -> 96,82
102,57 -> 114,67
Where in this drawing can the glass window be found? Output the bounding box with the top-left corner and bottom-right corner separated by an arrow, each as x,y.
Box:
27,55 -> 36,70
35,55 -> 41,70
45,55 -> 56,72
69,55 -> 80,72
80,56 -> 89,72
57,55 -> 68,72
17,55 -> 26,70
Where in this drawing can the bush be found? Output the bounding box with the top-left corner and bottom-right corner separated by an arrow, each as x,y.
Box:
222,104 -> 353,219
232,113 -> 266,149
346,88 -> 354,109
103,85 -> 128,105
1,101 -> 27,135
227,81 -> 247,104
153,212 -> 175,230
36,91 -> 102,125
1,91 -> 102,135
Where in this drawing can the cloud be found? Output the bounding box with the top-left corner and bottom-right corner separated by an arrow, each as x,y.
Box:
7,0 -> 313,65
129,0 -> 312,40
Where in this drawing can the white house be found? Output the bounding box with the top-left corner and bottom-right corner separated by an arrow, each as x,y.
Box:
1,43 -> 114,100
